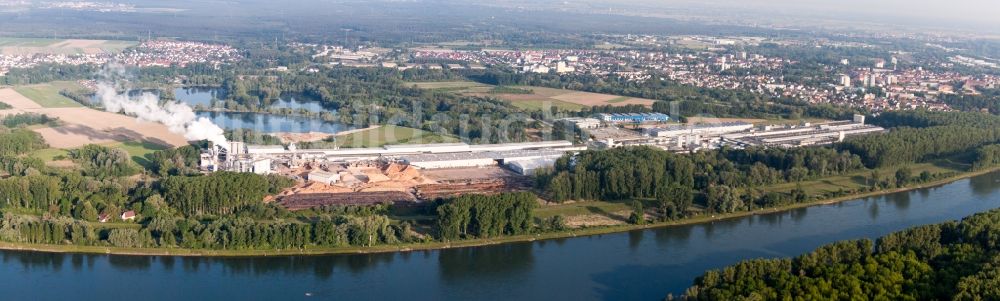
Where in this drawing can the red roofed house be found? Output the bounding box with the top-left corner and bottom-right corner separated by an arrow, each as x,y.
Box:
120,210 -> 136,221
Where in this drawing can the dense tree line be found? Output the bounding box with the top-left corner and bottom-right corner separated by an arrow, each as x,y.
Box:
539,146 -> 861,217
873,110 -> 1000,128
0,64 -> 98,85
679,208 -> 1000,300
1,113 -> 54,128
0,212 -> 417,250
160,172 -> 293,216
839,126 -> 1000,168
69,144 -> 139,178
940,88 -> 1000,114
972,144 -> 1000,171
436,192 -> 537,240
0,128 -> 47,156
147,145 -> 202,177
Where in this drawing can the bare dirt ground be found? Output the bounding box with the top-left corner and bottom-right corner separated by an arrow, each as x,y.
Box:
33,107 -> 188,148
0,109 -> 26,117
564,213 -> 628,228
274,126 -> 382,143
274,132 -> 336,144
1,89 -> 187,149
274,163 -> 530,210
0,88 -> 43,109
421,166 -> 521,182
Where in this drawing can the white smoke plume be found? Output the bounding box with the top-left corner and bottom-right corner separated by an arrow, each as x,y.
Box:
95,83 -> 229,150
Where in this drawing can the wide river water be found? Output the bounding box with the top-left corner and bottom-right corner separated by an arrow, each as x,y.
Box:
6,172 -> 1000,300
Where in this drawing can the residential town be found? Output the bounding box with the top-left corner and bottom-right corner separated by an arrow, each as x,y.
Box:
0,40 -> 241,75
409,40 -> 1000,112
4,36 -> 1000,113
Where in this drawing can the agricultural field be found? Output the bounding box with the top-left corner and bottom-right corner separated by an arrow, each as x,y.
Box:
12,81 -> 86,108
0,37 -> 135,55
334,125 -> 460,148
408,81 -> 657,111
0,86 -> 187,150
31,140 -> 168,168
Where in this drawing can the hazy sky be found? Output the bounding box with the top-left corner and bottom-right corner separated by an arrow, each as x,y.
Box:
625,0 -> 1000,27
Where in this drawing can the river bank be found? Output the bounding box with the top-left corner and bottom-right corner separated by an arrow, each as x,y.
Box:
2,165 -> 997,258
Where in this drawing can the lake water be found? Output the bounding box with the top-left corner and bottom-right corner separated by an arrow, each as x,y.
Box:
5,172 -> 1000,300
195,111 -> 352,134
173,86 -> 226,107
91,87 -> 351,134
173,87 -> 334,112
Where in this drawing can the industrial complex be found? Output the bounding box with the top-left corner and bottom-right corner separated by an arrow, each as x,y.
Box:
200,113 -> 884,211
568,114 -> 884,152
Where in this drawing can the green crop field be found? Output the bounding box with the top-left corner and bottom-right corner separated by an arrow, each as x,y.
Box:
13,82 -> 85,108
335,125 -> 460,148
32,140 -> 170,169
408,81 -> 654,111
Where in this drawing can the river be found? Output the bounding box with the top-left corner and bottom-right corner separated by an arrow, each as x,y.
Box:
5,172 -> 1000,300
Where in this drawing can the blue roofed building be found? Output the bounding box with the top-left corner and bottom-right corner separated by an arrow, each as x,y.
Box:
596,113 -> 669,123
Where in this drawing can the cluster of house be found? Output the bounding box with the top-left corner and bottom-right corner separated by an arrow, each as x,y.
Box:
0,40 -> 242,75
0,52 -> 111,76
115,41 -> 241,67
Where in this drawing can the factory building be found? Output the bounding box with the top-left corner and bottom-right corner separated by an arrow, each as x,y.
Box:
247,145 -> 286,155
723,119 -> 885,148
401,149 -> 575,171
558,117 -> 602,129
402,152 -> 498,169
199,139 -> 581,174
382,143 -> 470,153
468,141 -> 575,152
507,158 -> 557,176
644,122 -> 754,138
252,159 -> 273,174
597,113 -> 670,123
307,170 -> 340,185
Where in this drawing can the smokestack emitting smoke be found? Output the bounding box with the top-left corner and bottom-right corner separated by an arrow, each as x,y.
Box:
96,83 -> 229,150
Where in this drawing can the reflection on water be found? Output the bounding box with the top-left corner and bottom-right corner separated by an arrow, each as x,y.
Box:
869,200 -> 880,220
175,87 -> 226,107
887,191 -> 911,211
970,173 -> 1000,196
173,87 -> 334,113
628,230 -> 644,251
654,223 -> 694,249
4,171 -> 1000,300
438,243 -> 534,282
